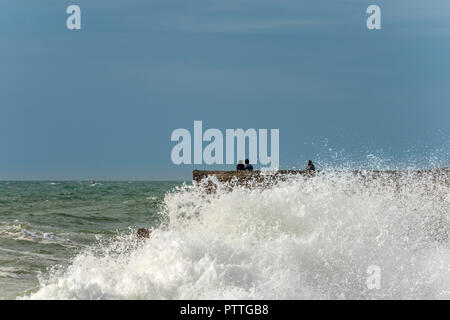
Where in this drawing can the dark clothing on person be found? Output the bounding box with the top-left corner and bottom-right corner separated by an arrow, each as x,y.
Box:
243,159 -> 253,171
306,161 -> 315,171
237,163 -> 245,171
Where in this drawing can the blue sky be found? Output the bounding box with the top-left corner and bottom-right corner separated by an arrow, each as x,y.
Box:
1,0 -> 450,180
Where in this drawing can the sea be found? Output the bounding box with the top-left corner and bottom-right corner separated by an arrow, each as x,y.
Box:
0,171 -> 449,300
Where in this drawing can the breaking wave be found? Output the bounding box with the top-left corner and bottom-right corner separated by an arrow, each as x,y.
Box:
22,170 -> 450,299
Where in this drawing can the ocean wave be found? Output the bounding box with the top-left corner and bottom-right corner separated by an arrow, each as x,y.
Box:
0,221 -> 78,247
22,171 -> 450,299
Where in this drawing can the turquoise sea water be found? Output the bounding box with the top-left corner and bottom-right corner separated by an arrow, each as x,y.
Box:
0,181 -> 181,299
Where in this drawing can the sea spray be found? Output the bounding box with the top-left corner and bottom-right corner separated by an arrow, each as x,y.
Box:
22,172 -> 450,299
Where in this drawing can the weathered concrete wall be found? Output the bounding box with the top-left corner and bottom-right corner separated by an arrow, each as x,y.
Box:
193,170 -> 315,183
192,167 -> 450,193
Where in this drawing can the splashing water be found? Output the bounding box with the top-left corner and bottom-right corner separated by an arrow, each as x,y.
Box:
22,171 -> 450,299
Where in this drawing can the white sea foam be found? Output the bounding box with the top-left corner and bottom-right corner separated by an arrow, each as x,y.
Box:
22,171 -> 450,299
0,221 -> 77,247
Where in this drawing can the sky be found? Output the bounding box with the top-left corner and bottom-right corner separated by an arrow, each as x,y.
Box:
1,0 -> 450,180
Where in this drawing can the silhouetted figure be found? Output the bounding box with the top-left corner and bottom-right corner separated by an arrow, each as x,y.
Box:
244,159 -> 253,171
306,160 -> 315,171
237,160 -> 245,171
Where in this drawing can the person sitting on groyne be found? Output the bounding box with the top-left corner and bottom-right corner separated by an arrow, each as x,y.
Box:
244,159 -> 253,171
306,160 -> 315,171
237,160 -> 245,171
